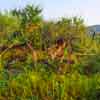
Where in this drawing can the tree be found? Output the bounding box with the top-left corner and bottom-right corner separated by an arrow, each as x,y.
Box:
11,4 -> 42,32
11,4 -> 43,49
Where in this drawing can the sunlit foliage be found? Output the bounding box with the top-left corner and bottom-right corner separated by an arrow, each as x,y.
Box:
0,4 -> 100,100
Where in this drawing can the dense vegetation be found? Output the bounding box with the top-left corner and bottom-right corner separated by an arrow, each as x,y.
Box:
0,4 -> 100,100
